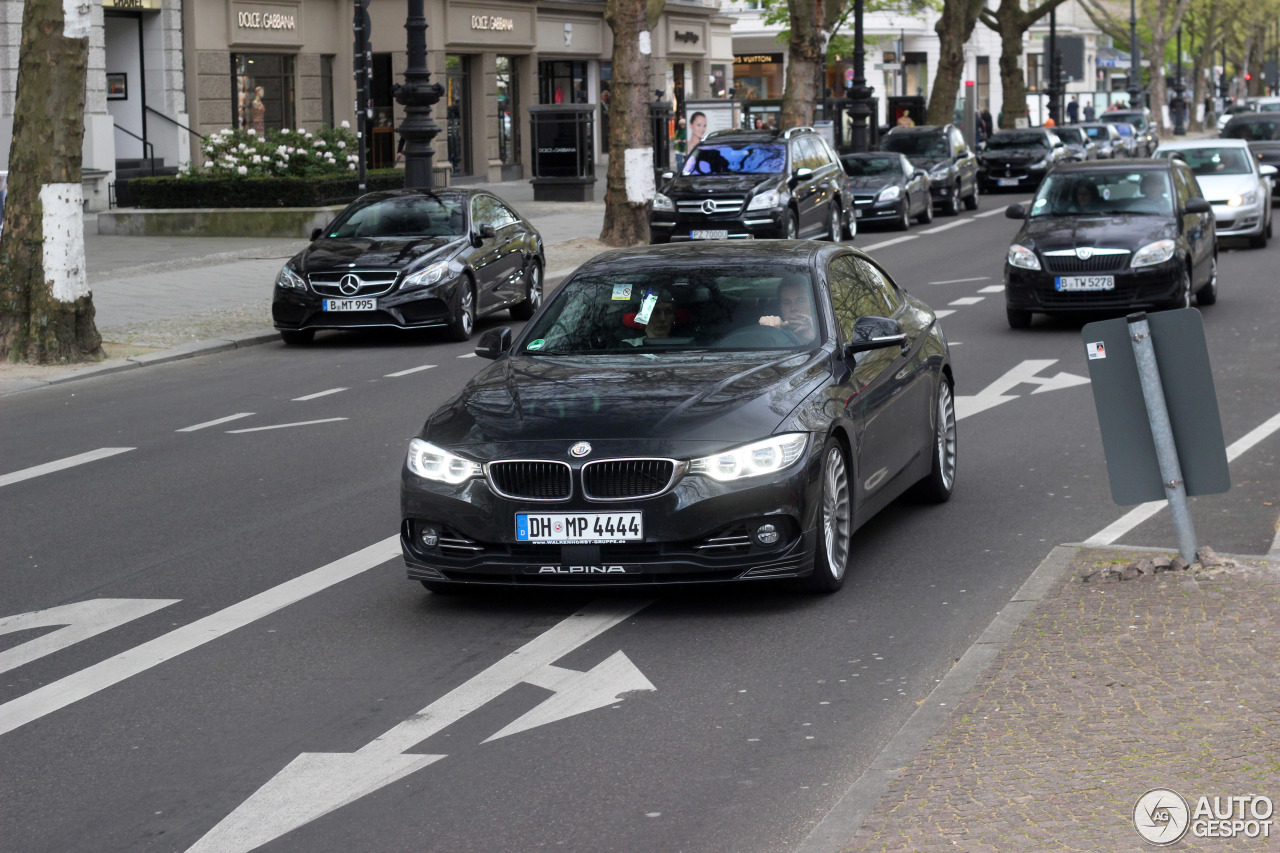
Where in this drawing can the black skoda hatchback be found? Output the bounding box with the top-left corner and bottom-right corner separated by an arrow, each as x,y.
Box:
1003,160 -> 1218,328
400,240 -> 956,593
272,188 -> 545,345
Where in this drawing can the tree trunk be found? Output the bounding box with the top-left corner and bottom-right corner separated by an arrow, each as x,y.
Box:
0,0 -> 101,364
600,0 -> 665,247
993,7 -> 1030,129
781,0 -> 830,129
927,0 -> 986,125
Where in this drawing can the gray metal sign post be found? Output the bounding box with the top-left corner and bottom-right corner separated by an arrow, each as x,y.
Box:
1082,308 -> 1230,564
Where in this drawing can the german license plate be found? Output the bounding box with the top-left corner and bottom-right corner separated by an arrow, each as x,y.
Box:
322,298 -> 376,311
690,229 -> 728,240
516,512 -> 643,544
1055,275 -> 1115,291
997,178 -> 1020,187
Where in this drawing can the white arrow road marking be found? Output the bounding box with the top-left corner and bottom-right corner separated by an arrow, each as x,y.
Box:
227,418 -> 347,433
978,284 -> 1005,293
0,448 -> 134,489
177,413 -> 255,432
0,599 -> 178,675
186,599 -> 653,853
384,364 -> 437,378
1086,409 -> 1280,546
954,359 -> 1090,421
292,388 -> 347,401
0,536 -> 401,737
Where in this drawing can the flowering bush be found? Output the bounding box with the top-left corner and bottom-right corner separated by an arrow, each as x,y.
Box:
187,121 -> 361,179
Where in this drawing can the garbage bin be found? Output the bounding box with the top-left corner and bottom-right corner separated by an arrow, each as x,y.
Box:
528,104 -> 596,202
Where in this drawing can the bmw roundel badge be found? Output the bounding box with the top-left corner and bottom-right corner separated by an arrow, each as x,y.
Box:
570,441 -> 592,458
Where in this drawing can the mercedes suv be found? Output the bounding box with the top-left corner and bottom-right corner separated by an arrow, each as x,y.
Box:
649,126 -> 854,243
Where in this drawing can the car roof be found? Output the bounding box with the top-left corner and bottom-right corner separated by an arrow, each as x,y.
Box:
702,127 -> 816,144
1050,159 -> 1174,175
1154,138 -> 1251,150
574,239 -> 848,274
885,124 -> 950,134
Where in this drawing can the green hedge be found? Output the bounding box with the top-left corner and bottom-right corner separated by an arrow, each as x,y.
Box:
129,170 -> 406,209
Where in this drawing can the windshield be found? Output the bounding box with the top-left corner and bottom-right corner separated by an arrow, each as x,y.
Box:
881,133 -> 947,158
1054,128 -> 1085,144
1113,125 -> 1134,137
986,132 -> 1050,150
843,156 -> 900,176
1030,171 -> 1174,218
683,143 -> 786,176
1103,113 -> 1147,130
1223,119 -> 1280,141
1082,126 -> 1108,139
327,195 -> 465,239
1259,103 -> 1280,113
1158,147 -> 1253,176
518,264 -> 821,354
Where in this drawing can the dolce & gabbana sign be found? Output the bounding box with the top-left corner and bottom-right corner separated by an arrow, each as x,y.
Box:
471,14 -> 515,31
229,1 -> 302,46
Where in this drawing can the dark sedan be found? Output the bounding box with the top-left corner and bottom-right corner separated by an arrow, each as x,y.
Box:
840,152 -> 932,229
272,188 -> 545,345
400,241 -> 956,593
977,128 -> 1070,192
1052,126 -> 1098,162
1003,160 -> 1218,329
1077,122 -> 1126,159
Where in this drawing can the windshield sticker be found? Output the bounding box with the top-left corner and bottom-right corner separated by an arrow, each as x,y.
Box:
1033,198 -> 1047,210
1101,187 -> 1111,200
635,289 -> 658,325
527,338 -> 546,351
611,283 -> 633,301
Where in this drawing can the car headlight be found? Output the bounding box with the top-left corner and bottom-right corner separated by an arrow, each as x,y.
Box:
401,261 -> 451,290
1007,244 -> 1041,271
746,189 -> 782,211
688,433 -> 808,482
406,438 -> 482,485
652,192 -> 674,212
1226,191 -> 1258,207
1131,240 -> 1176,268
877,185 -> 901,202
275,265 -> 307,291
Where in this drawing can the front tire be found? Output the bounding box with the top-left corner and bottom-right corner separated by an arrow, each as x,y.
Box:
448,280 -> 476,342
1196,255 -> 1218,306
509,259 -> 542,320
782,209 -> 799,240
917,197 -> 933,224
895,201 -> 911,231
1168,265 -> 1193,310
1006,307 -> 1032,329
826,204 -> 843,241
963,184 -> 979,211
279,329 -> 314,345
911,378 -> 957,503
803,438 -> 852,593
944,186 -> 961,216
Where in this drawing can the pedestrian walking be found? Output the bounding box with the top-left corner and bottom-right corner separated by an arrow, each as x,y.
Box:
1066,96 -> 1079,123
1083,101 -> 1096,122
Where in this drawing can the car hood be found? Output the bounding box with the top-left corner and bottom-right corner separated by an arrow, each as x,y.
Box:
293,236 -> 459,273
1193,173 -> 1263,201
981,147 -> 1048,163
844,175 -> 898,193
1019,214 -> 1177,251
905,156 -> 950,172
665,174 -> 779,197
422,350 -> 830,453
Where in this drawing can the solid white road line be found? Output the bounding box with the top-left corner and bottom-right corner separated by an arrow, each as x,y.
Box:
934,309 -> 956,318
948,297 -> 984,306
920,219 -> 974,235
1085,409 -> 1280,547
292,388 -> 347,401
384,365 -> 437,378
978,284 -> 1005,293
0,536 -> 402,737
0,448 -> 135,489
973,206 -> 1010,218
176,413 -> 255,433
859,235 -> 919,251
928,276 -> 990,285
227,418 -> 348,434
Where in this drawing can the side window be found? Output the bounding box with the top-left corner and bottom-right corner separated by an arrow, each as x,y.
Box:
1172,166 -> 1193,208
471,196 -> 494,228
861,258 -> 904,312
810,137 -> 833,168
950,128 -> 966,154
489,196 -> 519,228
827,255 -> 894,342
791,138 -> 815,171
901,156 -> 913,179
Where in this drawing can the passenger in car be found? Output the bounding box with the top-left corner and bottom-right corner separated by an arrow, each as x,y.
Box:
758,278 -> 817,341
622,294 -> 689,345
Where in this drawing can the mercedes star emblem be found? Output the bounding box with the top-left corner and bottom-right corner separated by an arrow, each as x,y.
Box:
339,274 -> 362,296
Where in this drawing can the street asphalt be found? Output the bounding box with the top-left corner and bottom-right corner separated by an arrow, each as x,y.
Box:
5,153 -> 1278,852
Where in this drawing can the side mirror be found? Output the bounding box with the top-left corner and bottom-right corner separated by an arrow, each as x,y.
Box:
310,227 -> 324,241
471,223 -> 497,247
792,167 -> 814,183
843,316 -> 906,357
475,327 -> 512,360
661,171 -> 674,180
1184,197 -> 1212,215
1260,164 -> 1278,177
914,169 -> 929,181
1005,203 -> 1027,219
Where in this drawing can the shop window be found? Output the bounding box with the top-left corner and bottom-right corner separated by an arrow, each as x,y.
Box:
446,54 -> 471,176
321,55 -> 334,128
539,60 -> 588,105
233,54 -> 296,132
497,56 -> 519,166
599,61 -> 612,140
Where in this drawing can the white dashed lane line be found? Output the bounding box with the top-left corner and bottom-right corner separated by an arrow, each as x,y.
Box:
176,413 -> 255,433
292,388 -> 347,401
0,448 -> 135,489
919,219 -> 974,235
978,285 -> 1005,293
859,235 -> 918,252
227,418 -> 348,434
934,309 -> 956,319
928,276 -> 989,285
384,365 -> 437,378
948,297 -> 985,306
457,353 -> 477,359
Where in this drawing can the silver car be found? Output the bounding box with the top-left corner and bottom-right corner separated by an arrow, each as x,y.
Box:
1155,138 -> 1276,248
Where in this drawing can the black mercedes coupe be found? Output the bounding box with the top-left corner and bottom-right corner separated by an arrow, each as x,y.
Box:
400,241 -> 956,593
272,188 -> 545,345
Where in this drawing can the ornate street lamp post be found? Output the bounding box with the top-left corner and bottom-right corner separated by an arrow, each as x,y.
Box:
1173,25 -> 1187,134
1128,0 -> 1142,109
1046,7 -> 1062,125
393,0 -> 444,188
845,0 -> 874,153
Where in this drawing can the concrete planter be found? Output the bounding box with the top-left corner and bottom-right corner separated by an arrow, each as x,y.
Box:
96,205 -> 347,238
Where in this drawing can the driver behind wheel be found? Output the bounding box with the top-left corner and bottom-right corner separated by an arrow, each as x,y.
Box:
759,278 -> 817,342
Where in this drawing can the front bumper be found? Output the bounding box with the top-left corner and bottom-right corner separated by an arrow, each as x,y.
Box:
1210,200 -> 1267,238
401,446 -> 821,587
1005,258 -> 1185,314
978,164 -> 1050,191
272,280 -> 458,332
648,206 -> 786,242
851,194 -> 905,223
